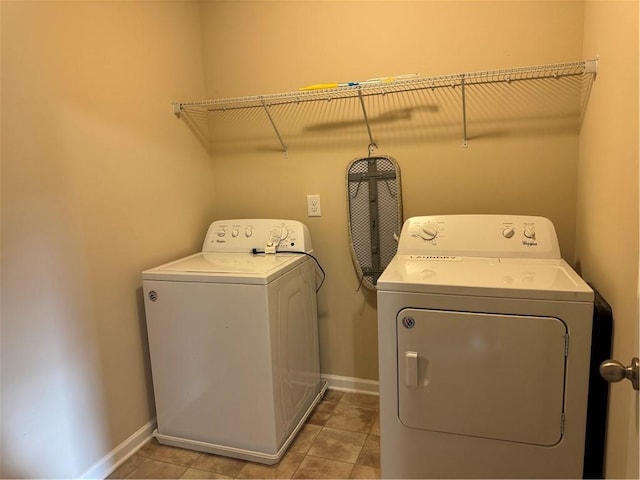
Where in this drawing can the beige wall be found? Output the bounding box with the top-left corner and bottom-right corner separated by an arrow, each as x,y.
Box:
3,1 -> 636,478
199,0 -> 586,380
577,1 -> 639,478
1,1 -> 214,477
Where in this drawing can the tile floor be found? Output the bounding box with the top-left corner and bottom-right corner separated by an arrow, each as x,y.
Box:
108,390 -> 380,479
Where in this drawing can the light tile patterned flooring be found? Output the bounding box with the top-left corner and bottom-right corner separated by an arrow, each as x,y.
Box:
109,390 -> 380,479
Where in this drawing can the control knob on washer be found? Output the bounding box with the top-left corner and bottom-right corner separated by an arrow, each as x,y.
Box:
420,223 -> 438,241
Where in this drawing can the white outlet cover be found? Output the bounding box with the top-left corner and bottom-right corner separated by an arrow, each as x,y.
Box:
307,194 -> 321,217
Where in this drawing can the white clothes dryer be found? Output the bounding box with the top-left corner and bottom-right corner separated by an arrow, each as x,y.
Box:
142,219 -> 325,465
377,215 -> 594,479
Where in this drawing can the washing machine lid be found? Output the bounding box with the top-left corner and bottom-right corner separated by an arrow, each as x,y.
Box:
377,255 -> 593,302
142,252 -> 306,284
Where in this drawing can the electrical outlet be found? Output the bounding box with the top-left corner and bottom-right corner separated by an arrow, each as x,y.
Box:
307,194 -> 321,217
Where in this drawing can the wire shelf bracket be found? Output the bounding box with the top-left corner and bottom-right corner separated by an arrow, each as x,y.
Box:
357,89 -> 378,155
461,76 -> 468,148
260,99 -> 288,156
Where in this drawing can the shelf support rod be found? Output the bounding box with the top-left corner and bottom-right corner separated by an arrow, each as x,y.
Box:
357,88 -> 377,155
461,75 -> 468,148
261,99 -> 288,155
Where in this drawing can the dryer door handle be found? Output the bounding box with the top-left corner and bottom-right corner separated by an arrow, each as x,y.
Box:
600,357 -> 639,391
405,351 -> 419,388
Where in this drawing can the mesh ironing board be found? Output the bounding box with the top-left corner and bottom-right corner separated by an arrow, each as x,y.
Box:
347,156 -> 402,290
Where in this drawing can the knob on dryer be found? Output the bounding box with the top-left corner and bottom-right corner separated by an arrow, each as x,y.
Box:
502,227 -> 515,238
524,226 -> 536,239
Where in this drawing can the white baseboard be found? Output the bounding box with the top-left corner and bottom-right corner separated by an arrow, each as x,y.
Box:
80,418 -> 156,479
321,373 -> 379,396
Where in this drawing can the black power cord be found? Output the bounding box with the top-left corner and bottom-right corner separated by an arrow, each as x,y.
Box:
251,248 -> 326,292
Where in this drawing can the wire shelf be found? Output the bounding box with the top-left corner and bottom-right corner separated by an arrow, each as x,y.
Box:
176,60 -> 595,115
173,59 -> 598,151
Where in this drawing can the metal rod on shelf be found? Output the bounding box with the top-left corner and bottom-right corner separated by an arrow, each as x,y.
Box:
357,88 -> 377,154
260,99 -> 288,154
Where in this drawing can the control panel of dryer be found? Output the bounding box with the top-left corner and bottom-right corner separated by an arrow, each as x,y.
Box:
202,219 -> 313,253
397,215 -> 561,259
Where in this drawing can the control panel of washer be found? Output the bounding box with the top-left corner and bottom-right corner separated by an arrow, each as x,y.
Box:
202,219 -> 313,253
397,215 -> 561,259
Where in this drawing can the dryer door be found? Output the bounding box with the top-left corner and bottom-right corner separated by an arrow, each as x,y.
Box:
397,308 -> 567,446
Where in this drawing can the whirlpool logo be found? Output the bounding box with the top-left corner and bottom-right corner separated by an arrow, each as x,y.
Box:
522,240 -> 538,247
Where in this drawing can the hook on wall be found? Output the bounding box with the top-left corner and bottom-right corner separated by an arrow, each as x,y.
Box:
172,102 -> 183,118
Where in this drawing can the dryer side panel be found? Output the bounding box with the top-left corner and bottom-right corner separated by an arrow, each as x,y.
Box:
397,309 -> 567,446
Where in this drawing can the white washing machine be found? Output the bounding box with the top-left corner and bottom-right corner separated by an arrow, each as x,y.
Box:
377,215 -> 594,479
142,219 -> 326,465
